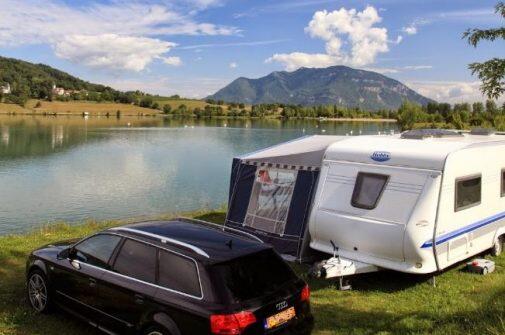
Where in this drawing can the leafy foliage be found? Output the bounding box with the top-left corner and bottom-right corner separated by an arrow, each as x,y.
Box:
396,100 -> 505,131
463,2 -> 505,99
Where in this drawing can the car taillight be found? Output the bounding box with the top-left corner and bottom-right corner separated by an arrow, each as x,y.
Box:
210,311 -> 257,335
300,284 -> 310,302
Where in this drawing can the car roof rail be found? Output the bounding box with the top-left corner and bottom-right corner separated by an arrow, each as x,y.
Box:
176,217 -> 265,244
110,227 -> 210,258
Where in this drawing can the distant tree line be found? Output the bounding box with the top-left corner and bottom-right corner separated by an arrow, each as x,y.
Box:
397,100 -> 505,131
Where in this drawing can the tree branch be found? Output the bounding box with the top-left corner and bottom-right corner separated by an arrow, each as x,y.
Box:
469,58 -> 505,100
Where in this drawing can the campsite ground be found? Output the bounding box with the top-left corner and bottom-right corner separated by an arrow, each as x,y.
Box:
0,210 -> 503,335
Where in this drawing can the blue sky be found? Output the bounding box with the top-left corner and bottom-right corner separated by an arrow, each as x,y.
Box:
0,0 -> 503,102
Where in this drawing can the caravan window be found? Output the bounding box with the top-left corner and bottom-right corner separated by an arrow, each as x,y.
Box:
244,168 -> 297,235
351,172 -> 389,210
455,175 -> 481,212
501,169 -> 505,197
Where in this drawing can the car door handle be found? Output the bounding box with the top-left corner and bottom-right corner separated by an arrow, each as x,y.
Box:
134,294 -> 145,305
89,278 -> 97,288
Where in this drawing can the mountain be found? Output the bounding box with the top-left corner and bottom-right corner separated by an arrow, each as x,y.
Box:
0,56 -> 114,99
208,66 -> 434,110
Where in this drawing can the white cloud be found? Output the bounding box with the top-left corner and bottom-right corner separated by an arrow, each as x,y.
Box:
402,25 -> 417,35
407,81 -> 503,103
364,67 -> 399,74
162,56 -> 183,67
54,34 -> 178,72
266,53 -> 336,71
102,76 -> 231,98
266,6 -> 391,71
403,65 -> 432,70
436,8 -> 499,23
363,65 -> 433,75
229,62 -> 238,69
0,0 -> 239,71
178,39 -> 290,50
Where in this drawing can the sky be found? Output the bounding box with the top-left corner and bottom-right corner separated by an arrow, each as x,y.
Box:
0,0 -> 503,103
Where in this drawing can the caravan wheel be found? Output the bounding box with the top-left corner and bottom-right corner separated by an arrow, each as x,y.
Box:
491,236 -> 503,257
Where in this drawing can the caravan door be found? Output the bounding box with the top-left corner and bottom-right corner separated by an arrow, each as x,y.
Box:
311,161 -> 431,262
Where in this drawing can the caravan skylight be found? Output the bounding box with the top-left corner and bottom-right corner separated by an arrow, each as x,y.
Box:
401,129 -> 463,139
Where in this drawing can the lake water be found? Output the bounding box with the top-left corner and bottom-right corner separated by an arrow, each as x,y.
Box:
0,115 -> 398,235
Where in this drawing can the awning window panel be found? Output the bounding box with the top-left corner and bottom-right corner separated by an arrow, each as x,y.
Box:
244,168 -> 297,235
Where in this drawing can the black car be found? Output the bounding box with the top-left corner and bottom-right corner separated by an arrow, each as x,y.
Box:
26,218 -> 313,335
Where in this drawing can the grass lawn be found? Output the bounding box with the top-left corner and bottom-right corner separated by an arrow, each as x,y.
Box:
0,211 -> 503,335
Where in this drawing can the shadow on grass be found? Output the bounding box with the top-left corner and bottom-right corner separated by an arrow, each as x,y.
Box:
311,288 -> 505,335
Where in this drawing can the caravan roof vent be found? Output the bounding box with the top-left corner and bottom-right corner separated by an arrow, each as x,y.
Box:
401,129 -> 464,140
470,128 -> 495,136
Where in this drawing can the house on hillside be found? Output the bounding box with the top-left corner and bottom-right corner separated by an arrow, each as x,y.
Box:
51,84 -> 87,97
1,83 -> 11,94
52,84 -> 66,96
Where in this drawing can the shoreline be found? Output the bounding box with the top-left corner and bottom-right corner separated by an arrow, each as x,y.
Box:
0,112 -> 397,123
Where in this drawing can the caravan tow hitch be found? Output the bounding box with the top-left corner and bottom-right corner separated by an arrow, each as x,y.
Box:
309,242 -> 379,290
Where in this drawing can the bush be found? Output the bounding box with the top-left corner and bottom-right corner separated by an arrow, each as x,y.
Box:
163,104 -> 172,114
139,96 -> 153,108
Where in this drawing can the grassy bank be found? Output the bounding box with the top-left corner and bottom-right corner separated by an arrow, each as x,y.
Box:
0,211 -> 503,335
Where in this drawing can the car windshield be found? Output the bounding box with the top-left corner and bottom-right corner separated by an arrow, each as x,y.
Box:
210,249 -> 297,303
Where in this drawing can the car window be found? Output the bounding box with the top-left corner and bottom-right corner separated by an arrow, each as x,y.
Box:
113,239 -> 156,284
455,175 -> 481,212
210,249 -> 297,303
351,172 -> 389,210
158,250 -> 201,297
74,234 -> 121,269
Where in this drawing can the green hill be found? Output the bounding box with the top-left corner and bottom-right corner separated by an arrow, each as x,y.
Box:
0,56 -> 114,101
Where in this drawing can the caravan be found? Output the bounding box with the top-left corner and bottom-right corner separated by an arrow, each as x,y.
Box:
310,129 -> 505,276
226,129 -> 505,279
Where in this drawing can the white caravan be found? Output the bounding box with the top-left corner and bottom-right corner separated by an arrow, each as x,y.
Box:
308,129 -> 505,278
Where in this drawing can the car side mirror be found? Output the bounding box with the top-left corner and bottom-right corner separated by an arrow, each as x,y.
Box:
57,247 -> 70,260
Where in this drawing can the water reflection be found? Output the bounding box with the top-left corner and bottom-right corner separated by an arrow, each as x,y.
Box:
0,115 -> 397,234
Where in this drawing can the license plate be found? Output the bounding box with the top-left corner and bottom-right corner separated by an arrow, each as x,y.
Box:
264,307 -> 296,329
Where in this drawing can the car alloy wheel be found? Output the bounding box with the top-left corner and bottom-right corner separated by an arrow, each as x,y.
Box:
28,273 -> 48,312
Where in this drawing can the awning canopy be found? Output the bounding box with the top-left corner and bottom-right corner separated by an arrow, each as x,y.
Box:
240,135 -> 346,170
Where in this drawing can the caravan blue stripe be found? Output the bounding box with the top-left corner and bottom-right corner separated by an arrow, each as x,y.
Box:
421,210 -> 505,248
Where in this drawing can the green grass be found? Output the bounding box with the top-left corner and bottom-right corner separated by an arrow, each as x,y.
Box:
0,211 -> 504,335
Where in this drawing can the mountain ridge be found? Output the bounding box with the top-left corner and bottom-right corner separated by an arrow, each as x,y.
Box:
208,65 -> 434,110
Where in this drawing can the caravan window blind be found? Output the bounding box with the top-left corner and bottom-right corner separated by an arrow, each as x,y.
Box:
351,172 -> 389,210
244,168 -> 297,235
455,174 -> 481,212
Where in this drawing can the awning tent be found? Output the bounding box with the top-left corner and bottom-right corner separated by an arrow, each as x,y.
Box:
225,135 -> 345,261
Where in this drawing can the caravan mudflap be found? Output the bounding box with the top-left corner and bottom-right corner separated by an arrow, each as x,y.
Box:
309,256 -> 379,279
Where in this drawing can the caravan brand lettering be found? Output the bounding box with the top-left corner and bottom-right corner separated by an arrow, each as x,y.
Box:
371,151 -> 391,162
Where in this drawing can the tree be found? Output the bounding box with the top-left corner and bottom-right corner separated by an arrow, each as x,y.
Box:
463,2 -> 505,99
396,101 -> 425,130
472,102 -> 484,114
486,99 -> 498,114
139,96 -> 153,108
163,104 -> 172,114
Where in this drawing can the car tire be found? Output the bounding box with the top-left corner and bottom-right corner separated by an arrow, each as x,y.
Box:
143,325 -> 172,335
491,236 -> 503,257
27,269 -> 52,313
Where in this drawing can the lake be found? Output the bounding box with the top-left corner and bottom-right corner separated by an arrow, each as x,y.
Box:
0,115 -> 398,234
